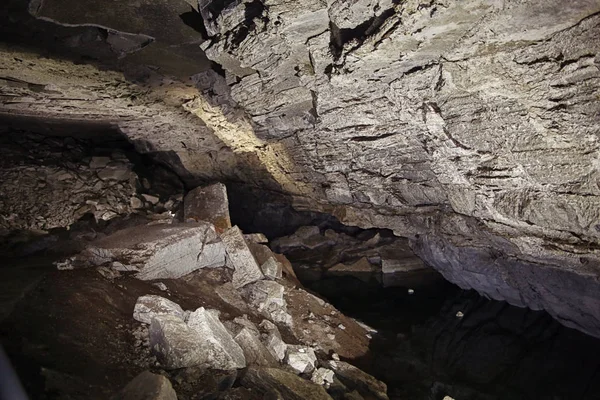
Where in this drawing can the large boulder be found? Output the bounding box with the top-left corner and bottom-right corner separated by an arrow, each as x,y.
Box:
286,345 -> 317,374
240,367 -> 333,400
67,222 -> 226,280
220,226 -> 264,288
113,371 -> 177,400
133,295 -> 185,324
241,280 -> 293,326
149,315 -> 207,369
233,327 -> 279,367
183,183 -> 232,233
325,360 -> 389,400
186,307 -> 247,370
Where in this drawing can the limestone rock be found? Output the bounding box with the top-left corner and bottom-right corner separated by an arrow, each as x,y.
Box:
113,371 -> 177,400
327,257 -> 375,283
142,194 -> 160,205
133,295 -> 185,324
311,368 -> 335,386
261,257 -> 283,280
233,327 -> 278,367
69,223 -> 226,280
325,360 -> 388,400
186,307 -> 246,370
184,183 -> 231,233
286,345 -> 317,374
149,315 -> 206,369
243,233 -> 269,244
220,226 -> 264,288
241,280 -> 292,326
240,367 -> 333,400
264,332 -> 287,362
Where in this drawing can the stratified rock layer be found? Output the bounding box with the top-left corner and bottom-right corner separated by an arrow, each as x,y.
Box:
200,0 -> 600,337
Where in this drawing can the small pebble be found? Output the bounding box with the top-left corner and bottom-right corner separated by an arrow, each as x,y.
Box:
331,353 -> 340,361
338,324 -> 346,330
456,311 -> 464,318
408,288 -> 414,294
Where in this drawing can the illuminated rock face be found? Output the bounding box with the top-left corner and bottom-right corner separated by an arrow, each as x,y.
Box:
198,0 -> 600,337
1,0 -> 600,336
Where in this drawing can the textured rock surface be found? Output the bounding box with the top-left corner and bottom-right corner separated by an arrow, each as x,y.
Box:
69,223 -> 226,280
199,0 -> 600,337
133,295 -> 185,325
240,367 -> 333,400
186,307 -> 247,370
183,183 -> 232,232
113,371 -> 177,400
221,226 -> 264,288
149,314 -> 206,370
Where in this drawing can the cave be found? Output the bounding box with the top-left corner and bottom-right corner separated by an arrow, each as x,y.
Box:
1,0 -> 600,399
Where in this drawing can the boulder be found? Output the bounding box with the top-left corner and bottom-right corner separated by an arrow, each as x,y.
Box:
133,295 -> 185,324
186,307 -> 246,370
233,327 -> 279,367
243,233 -> 269,244
149,315 -> 206,369
240,367 -> 333,400
261,257 -> 283,280
311,368 -> 335,386
220,226 -> 264,288
264,332 -> 287,362
183,183 -> 231,233
113,371 -> 177,400
69,222 -> 226,280
241,280 -> 292,326
286,345 -> 317,374
325,360 -> 389,400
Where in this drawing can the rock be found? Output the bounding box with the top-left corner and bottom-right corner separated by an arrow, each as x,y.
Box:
142,194 -> 160,205
286,345 -> 317,374
133,295 -> 185,324
240,367 -> 333,400
215,282 -> 251,313
153,282 -> 168,291
311,368 -> 335,386
97,266 -> 120,280
241,280 -> 292,326
69,223 -> 226,280
243,233 -> 269,244
130,197 -> 144,209
97,164 -> 131,181
113,371 -> 177,400
220,226 -> 264,288
89,156 -> 111,169
264,332 -> 287,362
327,257 -> 375,283
261,257 -> 283,280
443,397 -> 456,400
183,183 -> 231,232
186,307 -> 246,370
325,360 -> 389,400
149,315 -> 206,369
233,327 -> 278,367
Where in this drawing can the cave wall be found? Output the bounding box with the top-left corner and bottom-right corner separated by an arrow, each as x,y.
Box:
198,0 -> 600,337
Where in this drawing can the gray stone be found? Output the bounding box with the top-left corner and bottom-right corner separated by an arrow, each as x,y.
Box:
261,257 -> 283,280
286,345 -> 317,374
327,257 -> 374,283
133,295 -> 185,324
233,327 -> 278,367
97,164 -> 131,181
264,332 -> 287,362
241,280 -> 292,326
130,197 -> 144,209
149,314 -> 206,369
240,367 -> 333,400
142,194 -> 160,205
69,223 -> 226,280
113,371 -> 177,400
243,233 -> 269,244
221,226 -> 264,289
325,360 -> 388,400
186,307 -> 246,370
89,156 -> 111,169
184,183 -> 231,232
311,368 -> 335,386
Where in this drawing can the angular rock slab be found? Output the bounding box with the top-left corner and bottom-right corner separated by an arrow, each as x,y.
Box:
286,345 -> 317,374
325,360 -> 389,400
241,280 -> 292,326
113,370 -> 177,400
220,226 -> 264,288
184,183 -> 231,233
133,295 -> 185,324
261,257 -> 283,280
187,307 -> 246,370
72,222 -> 226,280
240,367 -> 333,400
233,327 -> 278,367
149,315 -> 206,369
